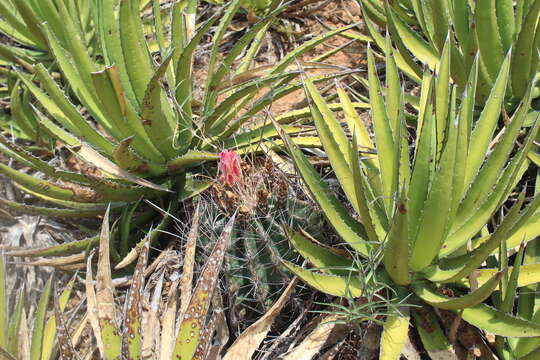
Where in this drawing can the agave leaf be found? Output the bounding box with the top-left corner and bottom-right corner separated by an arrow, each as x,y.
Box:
223,279 -> 297,360
475,0 -> 505,82
501,242 -> 526,313
40,23 -> 110,135
29,275 -> 52,360
383,189 -> 411,285
412,308 -> 457,360
380,309 -> 410,360
42,278 -> 75,360
282,261 -> 362,298
463,50 -> 511,190
367,45 -> 397,215
461,303 -> 540,337
0,134 -> 88,185
29,65 -> 115,154
160,279 -> 179,360
442,114 -> 540,257
172,213 -> 236,359
359,2 -> 421,82
10,0 -> 47,48
221,124 -> 306,151
85,252 -> 106,357
121,240 -> 149,358
94,0 -> 138,108
218,70 -> 357,139
119,0 -> 153,105
6,236 -> 99,258
303,75 -> 359,214
6,287 -> 23,357
167,151 -> 220,173
140,50 -> 176,158
440,192 -> 528,283
9,84 -> 38,141
272,119 -> 369,255
284,226 -> 356,275
412,270 -> 503,310
95,208 -> 121,359
204,5 -> 282,108
410,85 -> 458,271
141,271 -> 164,358
457,80 -> 534,223
349,133 -> 385,243
205,71 -> 300,134
71,143 -> 169,192
385,2 -> 438,69
112,136 -> 165,176
434,36 -> 451,155
180,202 -> 201,315
0,198 -> 111,218
511,0 -> 540,98
174,12 -> 221,150
408,73 -> 435,240
201,0 -> 242,106
0,1 -> 41,47
475,263 -> 540,289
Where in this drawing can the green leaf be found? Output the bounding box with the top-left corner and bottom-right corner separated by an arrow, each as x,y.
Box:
282,261 -> 362,297
461,303 -> 540,337
303,75 -> 360,214
380,309 -> 410,360
140,51 -> 177,158
510,0 -> 540,98
367,45 -> 397,215
30,275 -> 52,360
274,123 -> 370,256
410,86 -> 458,271
285,226 -> 356,276
119,0 -> 153,105
475,0 -> 505,82
413,270 -> 503,310
383,190 -> 411,285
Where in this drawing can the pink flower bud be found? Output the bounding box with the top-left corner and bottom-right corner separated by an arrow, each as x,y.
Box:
218,150 -> 243,187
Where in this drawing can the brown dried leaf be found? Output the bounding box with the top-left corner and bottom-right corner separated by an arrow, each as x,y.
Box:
141,271 -> 165,359
180,202 -> 201,316
121,239 -> 150,357
21,253 -> 85,267
96,207 -> 118,328
223,278 -> 298,360
85,252 -> 105,357
283,315 -> 341,360
72,144 -> 169,192
159,279 -> 179,360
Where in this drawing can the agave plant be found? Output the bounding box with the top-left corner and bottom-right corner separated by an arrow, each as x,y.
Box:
275,37 -> 540,359
0,0 -> 96,138
0,0 -> 359,262
358,0 -> 540,109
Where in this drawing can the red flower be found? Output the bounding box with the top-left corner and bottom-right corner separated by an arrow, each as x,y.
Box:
218,150 -> 243,187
